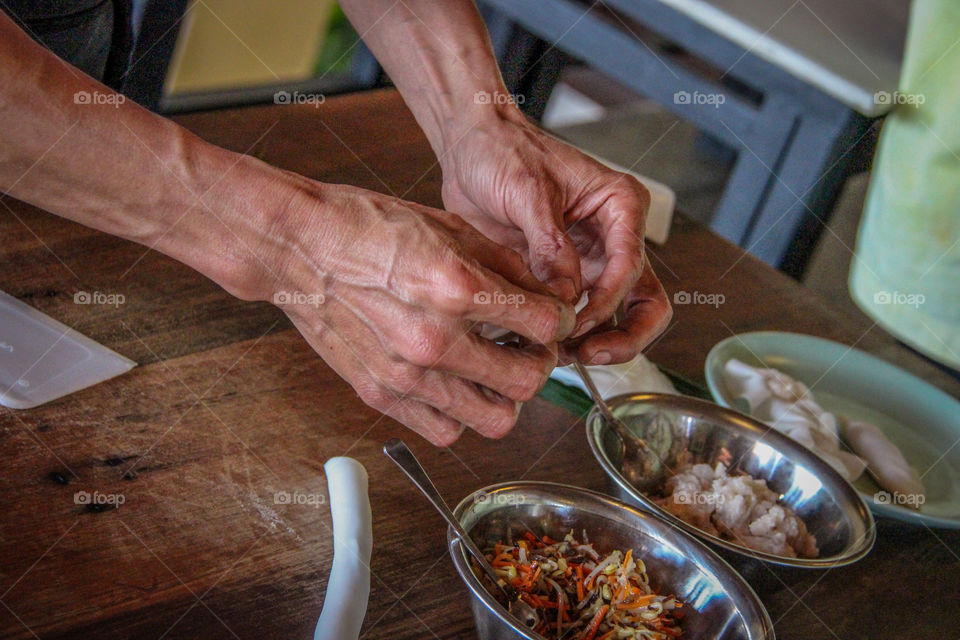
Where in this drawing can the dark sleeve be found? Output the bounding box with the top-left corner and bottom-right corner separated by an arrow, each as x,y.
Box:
0,0 -> 119,83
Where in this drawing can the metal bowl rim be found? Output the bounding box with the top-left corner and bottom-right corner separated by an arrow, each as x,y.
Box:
585,392 -> 876,568
446,480 -> 775,640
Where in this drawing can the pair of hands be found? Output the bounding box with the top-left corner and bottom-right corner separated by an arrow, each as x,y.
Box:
0,0 -> 667,446
269,114 -> 671,446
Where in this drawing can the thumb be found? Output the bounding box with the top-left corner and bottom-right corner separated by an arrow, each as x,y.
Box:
522,211 -> 582,304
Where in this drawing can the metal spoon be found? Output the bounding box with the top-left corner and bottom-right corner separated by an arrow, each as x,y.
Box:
382,439 -> 539,629
573,361 -> 663,491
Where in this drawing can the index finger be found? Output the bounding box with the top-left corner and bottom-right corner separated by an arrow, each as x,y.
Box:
571,261 -> 672,364
455,228 -> 577,343
462,267 -> 576,345
571,208 -> 646,338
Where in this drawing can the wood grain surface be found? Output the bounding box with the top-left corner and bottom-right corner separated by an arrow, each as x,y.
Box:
0,89 -> 956,640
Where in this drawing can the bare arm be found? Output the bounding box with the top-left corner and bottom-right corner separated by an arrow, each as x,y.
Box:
340,0 -> 672,362
0,10 -> 272,298
0,11 -> 572,445
336,1 -> 510,156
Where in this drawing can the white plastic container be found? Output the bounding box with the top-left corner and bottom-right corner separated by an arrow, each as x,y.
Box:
0,290 -> 135,409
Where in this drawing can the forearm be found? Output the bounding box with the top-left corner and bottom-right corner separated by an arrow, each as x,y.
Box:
338,0 -> 521,155
0,12 -> 282,299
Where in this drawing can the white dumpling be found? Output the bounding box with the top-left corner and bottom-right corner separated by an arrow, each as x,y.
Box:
722,359 -> 867,482
842,419 -> 926,501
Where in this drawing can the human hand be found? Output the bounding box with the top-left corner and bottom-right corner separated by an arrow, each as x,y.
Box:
440,111 -> 672,365
256,176 -> 575,445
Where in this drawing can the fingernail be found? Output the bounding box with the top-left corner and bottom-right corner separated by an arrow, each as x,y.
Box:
514,401 -> 523,417
590,351 -> 612,365
481,386 -> 505,404
547,277 -> 578,304
573,320 -> 596,339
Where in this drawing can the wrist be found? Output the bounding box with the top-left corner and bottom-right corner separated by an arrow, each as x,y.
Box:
435,100 -> 532,185
149,133 -> 302,304
425,83 -> 527,159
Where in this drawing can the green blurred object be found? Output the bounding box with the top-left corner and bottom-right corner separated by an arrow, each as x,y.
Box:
849,0 -> 960,371
538,378 -> 593,418
315,4 -> 360,77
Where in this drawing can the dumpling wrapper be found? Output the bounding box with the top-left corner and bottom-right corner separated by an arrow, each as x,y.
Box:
843,419 -> 926,501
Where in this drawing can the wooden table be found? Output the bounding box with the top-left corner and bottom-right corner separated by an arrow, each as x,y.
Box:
0,89 -> 956,640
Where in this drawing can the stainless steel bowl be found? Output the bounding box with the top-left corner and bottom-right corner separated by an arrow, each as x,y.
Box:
448,482 -> 774,640
586,393 -> 876,568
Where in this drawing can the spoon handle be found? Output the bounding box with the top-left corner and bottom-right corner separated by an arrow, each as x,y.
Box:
573,361 -> 655,460
382,439 -> 505,591
573,361 -> 617,424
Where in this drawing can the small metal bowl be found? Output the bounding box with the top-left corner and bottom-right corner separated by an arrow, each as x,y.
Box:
586,393 -> 876,568
448,482 -> 774,640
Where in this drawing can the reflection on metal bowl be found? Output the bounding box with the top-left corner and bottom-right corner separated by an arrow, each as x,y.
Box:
587,393 -> 875,568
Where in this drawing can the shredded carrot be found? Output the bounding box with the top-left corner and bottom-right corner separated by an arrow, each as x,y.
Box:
616,593 -> 656,610
583,604 -> 610,640
575,564 -> 585,602
478,531 -> 683,638
612,581 -> 626,604
529,565 -> 542,586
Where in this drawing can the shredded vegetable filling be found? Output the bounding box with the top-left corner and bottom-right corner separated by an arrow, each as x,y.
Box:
479,530 -> 684,639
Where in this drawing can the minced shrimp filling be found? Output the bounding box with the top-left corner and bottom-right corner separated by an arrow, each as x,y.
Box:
656,462 -> 818,558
